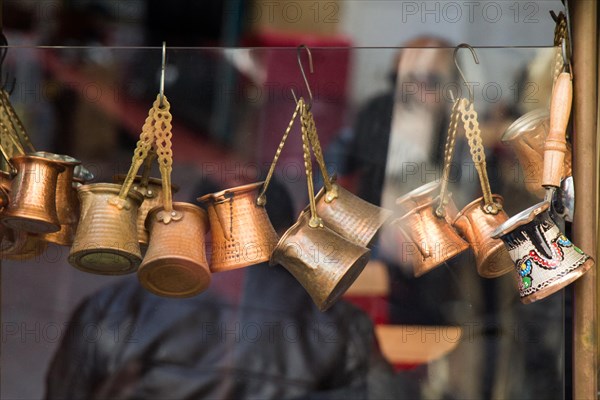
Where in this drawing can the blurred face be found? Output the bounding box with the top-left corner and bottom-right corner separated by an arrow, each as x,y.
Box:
397,47 -> 453,110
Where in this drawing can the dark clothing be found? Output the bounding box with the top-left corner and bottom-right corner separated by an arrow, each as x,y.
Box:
46,264 -> 400,400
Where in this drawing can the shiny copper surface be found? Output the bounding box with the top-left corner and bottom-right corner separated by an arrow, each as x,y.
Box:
1,155 -> 65,234
35,153 -> 81,246
271,209 -> 370,311
501,109 -> 572,198
198,182 -> 279,272
453,195 -> 513,278
138,202 -> 211,298
395,181 -> 440,214
395,196 -> 469,277
114,174 -> 179,245
68,183 -> 144,275
315,183 -> 392,248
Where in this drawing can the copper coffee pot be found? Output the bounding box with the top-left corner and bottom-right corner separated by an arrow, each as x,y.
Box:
68,183 -> 144,274
1,154 -> 65,234
271,107 -> 370,311
491,202 -> 593,303
138,88 -> 213,297
27,152 -> 82,246
138,202 -> 211,298
199,181 -> 279,272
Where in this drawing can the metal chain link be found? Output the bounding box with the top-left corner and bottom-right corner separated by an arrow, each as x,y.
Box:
458,98 -> 501,214
436,98 -> 462,217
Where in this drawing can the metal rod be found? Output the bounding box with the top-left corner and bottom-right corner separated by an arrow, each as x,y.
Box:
571,1 -> 597,398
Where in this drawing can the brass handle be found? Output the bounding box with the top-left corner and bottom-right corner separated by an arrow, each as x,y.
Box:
257,99 -> 301,206
436,97 -> 461,217
543,72 -> 572,188
299,98 -> 323,229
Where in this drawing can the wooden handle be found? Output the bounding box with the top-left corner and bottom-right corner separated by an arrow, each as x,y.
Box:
543,72 -> 572,188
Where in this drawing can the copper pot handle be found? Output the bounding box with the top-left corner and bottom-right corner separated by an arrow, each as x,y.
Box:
112,95 -> 160,210
543,72 -> 572,189
257,99 -> 301,206
303,104 -> 338,203
458,98 -> 502,215
154,97 -> 181,224
436,96 -> 461,217
299,99 -> 323,229
0,124 -> 16,176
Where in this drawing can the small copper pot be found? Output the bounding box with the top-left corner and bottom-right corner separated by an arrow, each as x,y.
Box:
29,153 -> 82,246
68,183 -> 144,275
1,155 -> 65,234
501,109 -> 572,199
113,174 -> 179,246
315,183 -> 391,247
198,182 -> 279,272
395,196 -> 469,277
138,202 -> 211,298
396,181 -> 441,214
453,195 -> 513,278
271,209 -> 371,311
491,202 -> 593,304
0,171 -> 46,259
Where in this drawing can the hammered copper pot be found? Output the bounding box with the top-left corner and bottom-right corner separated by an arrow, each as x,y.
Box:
315,183 -> 391,248
501,109 -> 572,199
68,183 -> 144,275
29,152 -> 82,246
453,195 -> 513,278
491,202 -> 593,304
198,182 -> 279,272
395,196 -> 469,277
138,202 -> 210,298
396,181 -> 440,215
271,209 -> 371,311
1,155 -> 65,234
114,174 -> 179,246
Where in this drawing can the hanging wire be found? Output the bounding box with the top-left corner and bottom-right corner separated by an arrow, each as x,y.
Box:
453,43 -> 479,104
159,41 -> 166,107
291,44 -> 314,110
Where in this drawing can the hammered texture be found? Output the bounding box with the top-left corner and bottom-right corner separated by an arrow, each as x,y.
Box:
396,197 -> 469,277
315,184 -> 391,248
114,175 -> 179,245
199,182 -> 279,272
2,156 -> 65,234
69,183 -> 143,275
138,202 -> 210,298
453,195 -> 513,278
271,210 -> 370,311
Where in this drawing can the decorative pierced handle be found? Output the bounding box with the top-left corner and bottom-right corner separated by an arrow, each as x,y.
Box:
111,95 -> 159,210
303,106 -> 338,202
300,100 -> 323,229
257,99 -> 301,206
436,98 -> 461,217
458,98 -> 501,214
543,72 -> 572,188
154,96 -> 182,224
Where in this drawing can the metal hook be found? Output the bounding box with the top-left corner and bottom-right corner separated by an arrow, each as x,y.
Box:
293,44 -> 314,110
453,43 -> 479,104
159,41 -> 166,107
